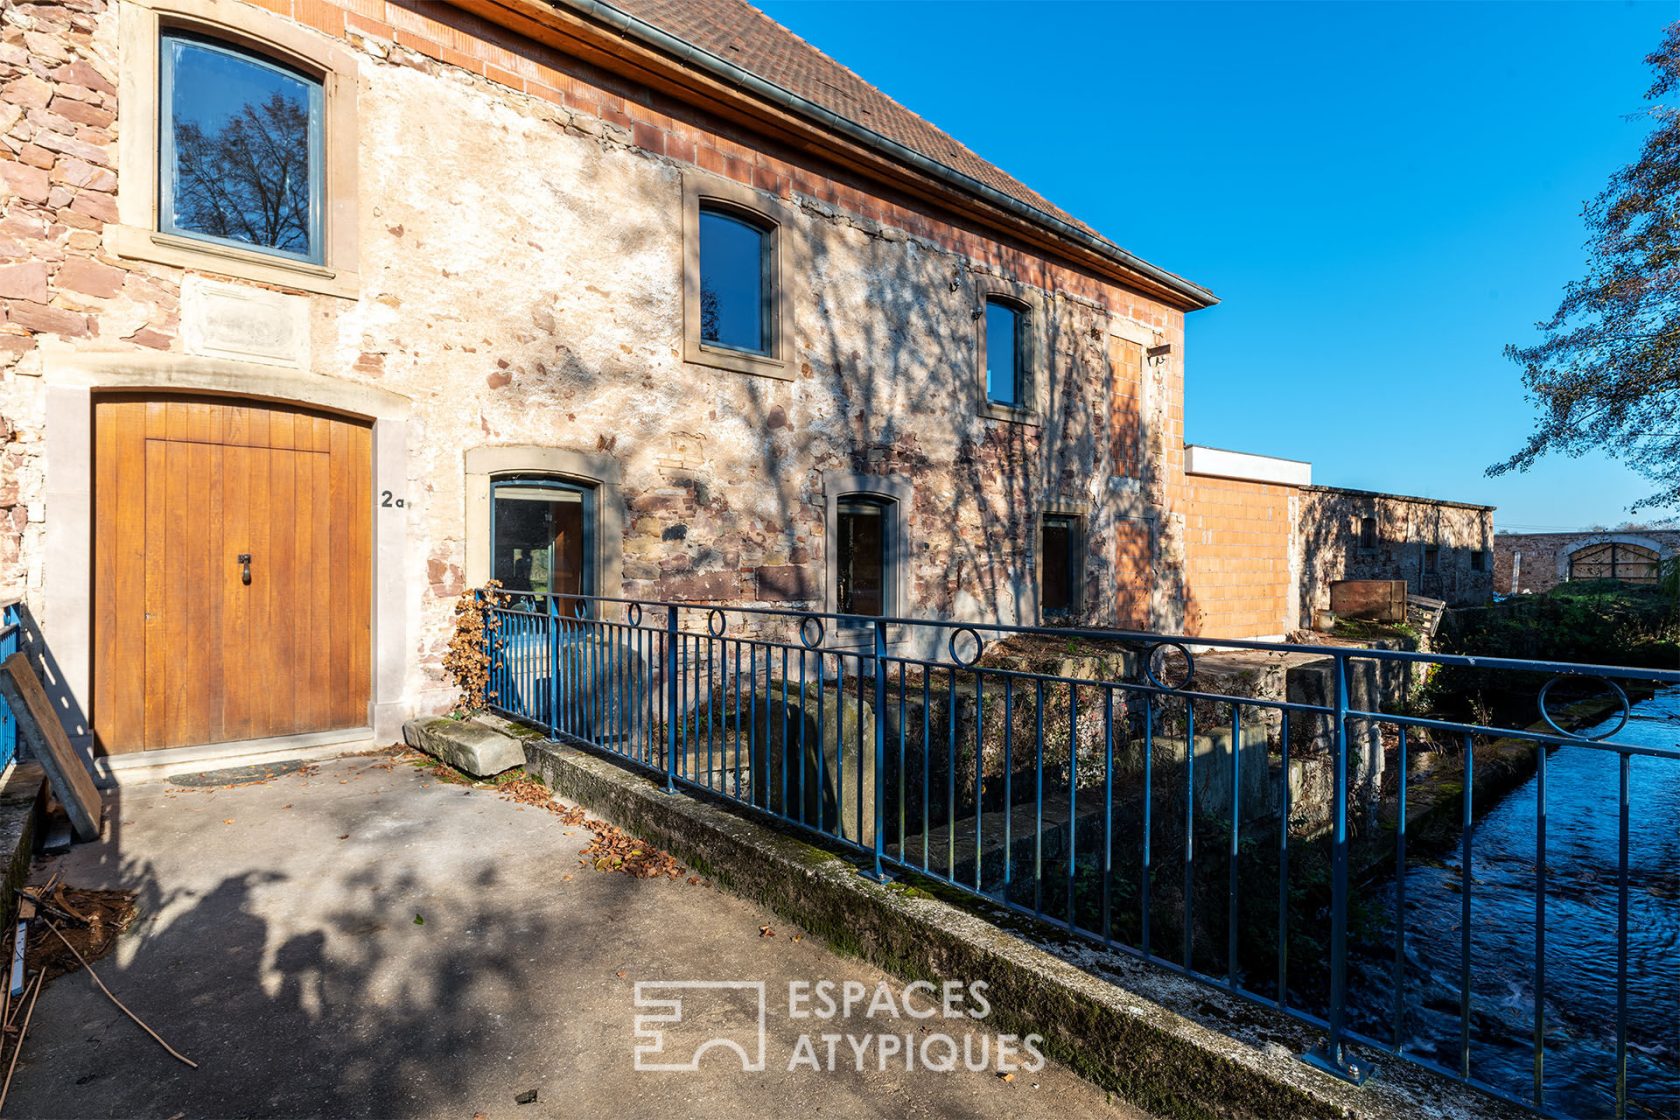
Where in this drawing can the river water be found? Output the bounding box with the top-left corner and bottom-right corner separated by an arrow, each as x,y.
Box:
1351,687 -> 1680,1119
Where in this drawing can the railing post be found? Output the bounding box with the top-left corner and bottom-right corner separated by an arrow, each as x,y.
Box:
863,616 -> 890,882
1305,651 -> 1369,1084
664,604 -> 679,794
546,594 -> 561,739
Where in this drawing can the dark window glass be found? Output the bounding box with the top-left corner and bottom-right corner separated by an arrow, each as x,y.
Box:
1423,545 -> 1440,573
1358,516 -> 1377,550
491,479 -> 593,601
985,299 -> 1022,405
161,34 -> 323,262
1471,549 -> 1488,572
699,208 -> 771,354
837,497 -> 890,618
1041,514 -> 1079,617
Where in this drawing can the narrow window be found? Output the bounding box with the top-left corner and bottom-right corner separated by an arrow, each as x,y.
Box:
491,478 -> 595,602
160,33 -> 324,262
1471,549 -> 1487,572
836,496 -> 892,618
1041,514 -> 1081,618
698,206 -> 772,355
1422,545 -> 1440,574
1357,516 -> 1377,550
984,299 -> 1023,406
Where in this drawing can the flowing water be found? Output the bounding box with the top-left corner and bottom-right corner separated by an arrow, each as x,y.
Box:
1351,687 -> 1680,1118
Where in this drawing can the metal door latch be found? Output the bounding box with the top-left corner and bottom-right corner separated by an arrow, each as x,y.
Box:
237,554 -> 252,586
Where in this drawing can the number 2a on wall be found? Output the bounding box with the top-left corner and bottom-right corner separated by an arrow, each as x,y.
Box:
380,490 -> 405,509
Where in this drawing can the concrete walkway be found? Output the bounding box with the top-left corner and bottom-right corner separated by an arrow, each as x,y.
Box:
6,750 -> 1144,1119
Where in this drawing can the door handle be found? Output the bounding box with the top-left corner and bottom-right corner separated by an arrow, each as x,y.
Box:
237,554 -> 252,586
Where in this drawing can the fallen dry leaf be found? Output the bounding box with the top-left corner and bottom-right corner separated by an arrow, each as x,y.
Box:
759,925 -> 775,938
222,818 -> 234,825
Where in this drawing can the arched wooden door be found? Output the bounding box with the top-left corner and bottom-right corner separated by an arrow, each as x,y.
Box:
92,394 -> 372,754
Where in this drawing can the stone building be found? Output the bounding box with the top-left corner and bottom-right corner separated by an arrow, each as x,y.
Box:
0,0 -> 1489,765
1178,446 -> 1495,637
1494,530 -> 1680,596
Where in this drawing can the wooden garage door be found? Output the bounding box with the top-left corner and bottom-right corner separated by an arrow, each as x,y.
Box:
93,395 -> 372,754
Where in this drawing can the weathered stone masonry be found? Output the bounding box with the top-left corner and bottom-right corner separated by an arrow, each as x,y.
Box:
1,0 -> 1206,739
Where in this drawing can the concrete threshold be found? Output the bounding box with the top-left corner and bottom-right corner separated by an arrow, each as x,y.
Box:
497,719 -> 1525,1120
93,727 -> 378,787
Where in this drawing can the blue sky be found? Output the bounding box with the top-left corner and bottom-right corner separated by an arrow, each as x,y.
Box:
757,0 -> 1675,530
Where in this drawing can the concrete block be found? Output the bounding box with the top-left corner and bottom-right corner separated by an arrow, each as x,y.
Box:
403,715 -> 526,777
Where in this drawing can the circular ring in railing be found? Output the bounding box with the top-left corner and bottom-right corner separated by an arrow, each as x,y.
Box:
707,608 -> 727,638
574,598 -> 589,619
798,614 -> 825,649
625,602 -> 642,628
947,626 -> 984,668
1143,641 -> 1195,692
1537,674 -> 1630,741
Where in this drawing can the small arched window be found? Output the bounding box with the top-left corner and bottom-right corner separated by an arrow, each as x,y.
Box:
984,297 -> 1025,406
698,204 -> 774,356
836,495 -> 894,619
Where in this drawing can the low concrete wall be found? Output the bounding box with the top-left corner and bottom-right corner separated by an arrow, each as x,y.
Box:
520,728 -> 1524,1120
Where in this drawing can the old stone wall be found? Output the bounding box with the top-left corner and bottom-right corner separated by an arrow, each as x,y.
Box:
1493,530 -> 1680,596
0,0 -> 1187,721
1297,487 -> 1494,612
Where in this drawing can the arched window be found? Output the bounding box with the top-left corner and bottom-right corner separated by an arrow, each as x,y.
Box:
836,495 -> 894,618
160,32 -> 325,263
490,476 -> 596,602
983,297 -> 1025,406
823,473 -> 911,630
698,205 -> 773,356
683,176 -> 792,378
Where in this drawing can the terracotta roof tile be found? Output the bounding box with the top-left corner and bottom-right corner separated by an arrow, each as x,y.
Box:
599,0 -> 1107,241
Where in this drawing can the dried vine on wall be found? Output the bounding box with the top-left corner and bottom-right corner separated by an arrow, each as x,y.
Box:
443,582 -> 504,714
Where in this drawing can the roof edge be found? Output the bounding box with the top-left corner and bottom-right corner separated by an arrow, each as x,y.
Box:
1300,484 -> 1496,513
559,0 -> 1218,310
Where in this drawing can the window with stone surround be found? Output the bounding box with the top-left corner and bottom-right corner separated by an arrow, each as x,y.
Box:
822,473 -> 912,634
160,33 -> 324,264
112,0 -> 360,297
490,477 -> 595,603
683,173 -> 794,379
1358,515 -> 1378,551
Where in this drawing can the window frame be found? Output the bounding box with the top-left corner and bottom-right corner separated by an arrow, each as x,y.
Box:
489,474 -> 598,606
834,494 -> 894,622
822,472 -> 913,643
463,446 -> 624,603
1037,500 -> 1088,623
973,278 -> 1045,424
682,172 -> 795,380
1357,514 -> 1378,552
157,30 -> 326,265
983,297 -> 1025,408
113,0 -> 360,298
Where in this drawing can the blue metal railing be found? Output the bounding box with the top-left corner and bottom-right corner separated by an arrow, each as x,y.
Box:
0,602 -> 19,772
480,590 -> 1680,1118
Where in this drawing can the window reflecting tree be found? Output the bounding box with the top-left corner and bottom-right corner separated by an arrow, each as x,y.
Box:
172,90 -> 312,254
